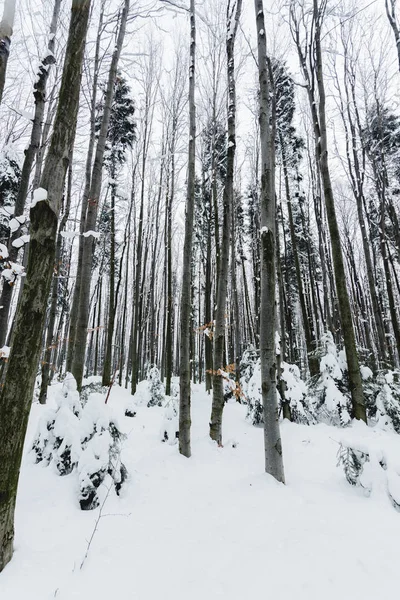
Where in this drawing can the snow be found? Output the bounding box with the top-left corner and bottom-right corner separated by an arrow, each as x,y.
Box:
60,231 -> 78,239
12,234 -> 30,249
0,243 -> 9,259
82,230 -> 101,239
0,345 -> 10,358
8,218 -> 22,233
30,187 -> 48,209
1,382 -> 400,599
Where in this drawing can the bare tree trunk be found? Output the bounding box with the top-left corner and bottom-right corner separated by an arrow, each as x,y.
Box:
0,0 -> 16,105
291,0 -> 366,422
0,0 -> 91,572
179,0 -> 196,457
72,0 -> 130,390
39,153 -> 73,404
385,0 -> 400,73
102,177 -> 117,386
67,0 -> 105,372
254,0 -> 285,483
209,0 -> 242,444
0,0 -> 60,346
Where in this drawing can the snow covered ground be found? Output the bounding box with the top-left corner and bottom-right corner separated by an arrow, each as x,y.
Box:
1,380 -> 400,599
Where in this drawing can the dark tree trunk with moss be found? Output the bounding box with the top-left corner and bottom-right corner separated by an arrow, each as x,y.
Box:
0,0 -> 91,572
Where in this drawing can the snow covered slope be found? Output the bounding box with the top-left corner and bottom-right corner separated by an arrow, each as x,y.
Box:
1,381 -> 400,599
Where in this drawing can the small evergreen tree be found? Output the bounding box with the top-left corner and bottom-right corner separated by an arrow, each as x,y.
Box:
147,365 -> 165,407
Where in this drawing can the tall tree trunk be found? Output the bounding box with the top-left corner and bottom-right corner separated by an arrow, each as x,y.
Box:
281,140 -> 318,376
67,0 -> 105,372
0,0 -> 91,572
72,0 -> 130,390
38,153 -> 73,404
254,0 -> 285,482
165,144 -> 175,396
0,0 -> 60,346
385,0 -> 400,73
179,0 -> 196,457
0,0 -> 16,105
210,0 -> 242,443
312,0 -> 366,421
102,178 -> 117,386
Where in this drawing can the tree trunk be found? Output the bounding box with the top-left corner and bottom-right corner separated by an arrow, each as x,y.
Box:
0,0 -> 16,105
0,0 -> 91,572
385,0 -> 400,73
312,0 -> 366,421
38,153 -> 72,404
71,0 -> 129,390
0,0 -> 60,347
209,0 -> 242,444
254,0 -> 285,482
179,0 -> 196,457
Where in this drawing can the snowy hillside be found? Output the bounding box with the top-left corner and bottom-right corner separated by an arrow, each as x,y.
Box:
1,380 -> 400,600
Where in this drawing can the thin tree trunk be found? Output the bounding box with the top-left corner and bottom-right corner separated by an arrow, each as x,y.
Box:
179,0 -> 196,457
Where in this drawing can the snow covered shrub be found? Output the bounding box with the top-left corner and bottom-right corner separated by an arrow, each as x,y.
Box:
32,373 -> 81,473
147,365 -> 165,407
80,377 -> 108,406
373,371 -> 400,433
240,348 -> 262,425
242,355 -> 313,426
78,393 -> 127,510
337,443 -> 370,489
32,375 -> 127,510
337,440 -> 400,509
240,346 -> 259,391
160,383 -> 179,444
309,332 -> 352,426
280,362 -> 316,425
125,399 -> 137,418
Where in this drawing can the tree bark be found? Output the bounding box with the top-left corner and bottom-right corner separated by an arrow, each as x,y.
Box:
0,0 -> 91,572
0,0 -> 60,347
67,0 -> 105,372
209,0 -> 242,443
0,0 -> 16,105
179,0 -> 196,457
254,0 -> 285,482
72,0 -> 129,390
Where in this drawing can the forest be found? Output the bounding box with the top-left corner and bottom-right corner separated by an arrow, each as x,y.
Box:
1,0 -> 400,597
